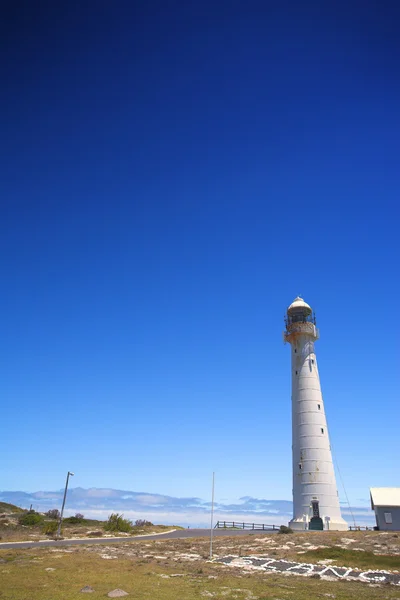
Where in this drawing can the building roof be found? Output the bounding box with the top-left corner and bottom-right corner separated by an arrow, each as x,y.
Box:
370,488 -> 400,509
287,296 -> 312,314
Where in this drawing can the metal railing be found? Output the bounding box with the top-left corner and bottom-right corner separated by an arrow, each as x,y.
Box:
348,525 -> 376,531
214,521 -> 279,531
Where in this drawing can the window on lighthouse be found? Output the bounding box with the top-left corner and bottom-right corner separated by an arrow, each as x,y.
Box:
321,428 -> 324,434
318,404 -> 321,410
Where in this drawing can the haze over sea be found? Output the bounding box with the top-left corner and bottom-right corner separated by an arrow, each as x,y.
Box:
1,1 -> 398,526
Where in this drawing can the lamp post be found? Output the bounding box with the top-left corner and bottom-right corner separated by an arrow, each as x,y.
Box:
56,471 -> 74,538
209,472 -> 215,559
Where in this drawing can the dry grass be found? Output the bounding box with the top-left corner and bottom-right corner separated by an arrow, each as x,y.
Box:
1,531 -> 400,599
0,546 -> 399,600
0,503 -> 24,514
297,546 -> 400,570
0,516 -> 182,543
206,530 -> 400,564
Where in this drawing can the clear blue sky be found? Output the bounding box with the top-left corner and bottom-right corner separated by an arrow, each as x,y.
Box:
1,1 -> 398,509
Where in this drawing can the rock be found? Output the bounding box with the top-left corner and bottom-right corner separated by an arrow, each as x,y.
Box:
45,567 -> 56,571
107,590 -> 129,598
80,586 -> 95,593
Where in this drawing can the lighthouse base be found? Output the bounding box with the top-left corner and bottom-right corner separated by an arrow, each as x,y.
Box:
289,517 -> 348,531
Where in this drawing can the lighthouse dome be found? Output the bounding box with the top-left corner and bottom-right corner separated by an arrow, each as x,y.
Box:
287,296 -> 312,315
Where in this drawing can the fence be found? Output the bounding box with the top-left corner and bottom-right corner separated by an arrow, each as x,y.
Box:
214,521 -> 279,531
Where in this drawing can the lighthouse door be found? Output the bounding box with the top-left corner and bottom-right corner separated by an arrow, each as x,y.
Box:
309,500 -> 323,530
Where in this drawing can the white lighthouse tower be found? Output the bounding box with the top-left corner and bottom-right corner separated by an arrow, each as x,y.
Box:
284,297 -> 347,531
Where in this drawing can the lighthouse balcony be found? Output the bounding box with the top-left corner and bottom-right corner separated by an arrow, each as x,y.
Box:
284,322 -> 319,342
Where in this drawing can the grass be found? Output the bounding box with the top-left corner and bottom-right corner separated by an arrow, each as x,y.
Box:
1,546 -> 400,600
0,502 -> 24,513
62,517 -> 105,527
298,546 -> 400,570
1,528 -> 400,599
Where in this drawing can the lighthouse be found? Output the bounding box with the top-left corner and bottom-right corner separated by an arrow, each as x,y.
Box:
284,297 -> 347,531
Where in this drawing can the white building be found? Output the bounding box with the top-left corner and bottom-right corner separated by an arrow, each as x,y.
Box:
370,488 -> 400,531
284,297 -> 347,531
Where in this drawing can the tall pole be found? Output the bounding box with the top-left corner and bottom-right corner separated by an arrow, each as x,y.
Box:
209,471 -> 215,559
56,471 -> 74,538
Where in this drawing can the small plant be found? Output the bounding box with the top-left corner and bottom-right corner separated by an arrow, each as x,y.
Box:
45,509 -> 61,520
104,513 -> 132,533
278,525 -> 293,534
19,512 -> 43,526
42,521 -> 58,536
134,519 -> 153,527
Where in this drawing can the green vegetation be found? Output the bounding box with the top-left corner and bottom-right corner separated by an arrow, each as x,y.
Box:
298,546 -> 400,570
18,511 -> 43,526
104,513 -> 133,533
134,518 -> 153,527
42,521 -> 58,536
63,515 -> 86,524
278,525 -> 293,534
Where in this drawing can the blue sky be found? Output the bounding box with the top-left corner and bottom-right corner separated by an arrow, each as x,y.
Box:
1,1 -> 398,523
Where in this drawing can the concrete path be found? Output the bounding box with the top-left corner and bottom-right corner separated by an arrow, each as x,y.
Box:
0,527 -> 277,550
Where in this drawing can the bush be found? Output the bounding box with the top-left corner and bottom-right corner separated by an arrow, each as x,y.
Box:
63,515 -> 85,524
75,513 -> 84,520
45,509 -> 60,520
134,519 -> 153,527
42,521 -> 58,536
278,525 -> 293,534
104,513 -> 132,533
19,512 -> 43,526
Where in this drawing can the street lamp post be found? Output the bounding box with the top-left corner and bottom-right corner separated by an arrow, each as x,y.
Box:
56,471 -> 74,538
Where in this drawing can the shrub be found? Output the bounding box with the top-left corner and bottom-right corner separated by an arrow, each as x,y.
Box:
278,525 -> 293,534
19,512 -> 43,526
104,513 -> 132,533
45,509 -> 60,520
63,515 -> 85,524
134,519 -> 153,527
75,513 -> 84,520
42,521 -> 58,536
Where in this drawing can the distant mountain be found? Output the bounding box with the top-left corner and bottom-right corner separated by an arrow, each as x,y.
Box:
0,488 -> 374,527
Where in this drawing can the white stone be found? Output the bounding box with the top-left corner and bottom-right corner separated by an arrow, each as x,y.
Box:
107,590 -> 129,598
